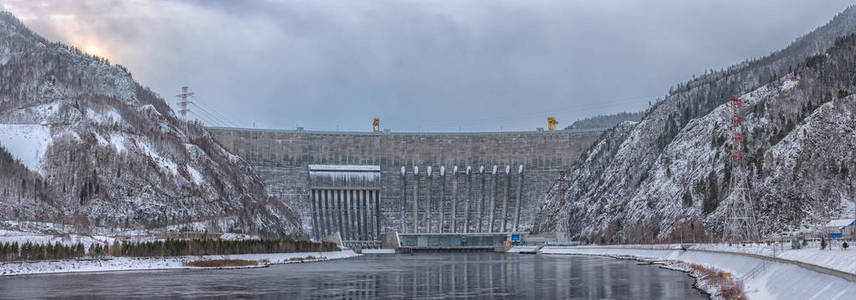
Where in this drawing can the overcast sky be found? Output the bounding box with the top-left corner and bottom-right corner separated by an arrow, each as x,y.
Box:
2,0 -> 853,132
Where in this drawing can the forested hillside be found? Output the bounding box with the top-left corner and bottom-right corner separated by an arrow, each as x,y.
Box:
0,12 -> 301,236
566,112 -> 644,130
536,6 -> 856,243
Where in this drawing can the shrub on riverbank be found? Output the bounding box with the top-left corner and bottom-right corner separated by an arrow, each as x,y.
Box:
687,263 -> 746,300
0,238 -> 338,262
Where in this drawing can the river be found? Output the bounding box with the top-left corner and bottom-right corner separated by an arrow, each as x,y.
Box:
0,252 -> 705,299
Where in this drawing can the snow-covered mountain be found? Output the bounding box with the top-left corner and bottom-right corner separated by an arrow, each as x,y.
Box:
566,112 -> 644,131
0,12 -> 301,236
535,6 -> 856,243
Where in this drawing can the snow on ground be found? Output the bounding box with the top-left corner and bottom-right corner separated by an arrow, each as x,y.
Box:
137,104 -> 161,117
186,166 -> 204,185
221,250 -> 358,265
86,107 -> 121,125
93,132 -> 109,146
780,78 -> 799,92
0,124 -> 52,175
0,229 -> 112,249
542,245 -> 856,300
218,233 -> 258,241
695,242 -> 856,274
0,220 -> 158,239
553,242 -> 856,275
0,222 -> 258,246
361,249 -> 395,254
0,222 -> 355,276
162,217 -> 239,233
134,138 -> 178,175
0,218 -> 245,238
0,250 -> 359,277
506,245 -> 540,253
32,103 -> 61,120
108,133 -> 127,153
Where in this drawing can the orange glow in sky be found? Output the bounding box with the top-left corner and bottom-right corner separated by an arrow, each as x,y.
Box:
85,45 -> 98,56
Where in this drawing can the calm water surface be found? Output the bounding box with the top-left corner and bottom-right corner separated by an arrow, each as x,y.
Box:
0,253 -> 704,299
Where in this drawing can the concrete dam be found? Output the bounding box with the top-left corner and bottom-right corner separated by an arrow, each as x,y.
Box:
208,127 -> 602,246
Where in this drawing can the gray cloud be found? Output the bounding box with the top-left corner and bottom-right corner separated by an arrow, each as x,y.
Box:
2,0 -> 853,131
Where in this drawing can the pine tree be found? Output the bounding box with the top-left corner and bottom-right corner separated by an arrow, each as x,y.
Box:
682,191 -> 693,208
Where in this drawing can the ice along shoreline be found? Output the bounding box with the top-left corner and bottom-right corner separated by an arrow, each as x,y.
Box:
1,250 -> 360,277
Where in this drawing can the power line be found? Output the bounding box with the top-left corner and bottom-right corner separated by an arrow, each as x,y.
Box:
188,110 -> 217,126
187,89 -> 242,127
172,86 -> 242,127
191,103 -> 238,127
189,110 -> 224,127
192,102 -> 241,127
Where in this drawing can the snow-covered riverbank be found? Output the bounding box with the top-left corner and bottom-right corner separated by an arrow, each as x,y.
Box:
1,250 -> 359,277
557,242 -> 856,275
541,245 -> 856,300
694,242 -> 856,275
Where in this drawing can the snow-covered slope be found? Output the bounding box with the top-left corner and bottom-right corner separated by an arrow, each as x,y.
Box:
0,12 -> 301,236
536,6 -> 856,243
0,124 -> 51,175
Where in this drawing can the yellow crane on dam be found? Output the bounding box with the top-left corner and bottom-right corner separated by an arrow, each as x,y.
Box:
372,117 -> 381,132
547,116 -> 558,131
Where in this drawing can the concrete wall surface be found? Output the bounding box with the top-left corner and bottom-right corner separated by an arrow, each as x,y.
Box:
208,127 -> 603,238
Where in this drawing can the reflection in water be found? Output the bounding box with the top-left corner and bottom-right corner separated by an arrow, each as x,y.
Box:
0,253 -> 704,299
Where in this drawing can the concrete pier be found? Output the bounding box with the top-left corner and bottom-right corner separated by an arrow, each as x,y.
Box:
427,166 -> 433,233
489,166 -> 496,232
374,189 -> 381,238
439,166 -> 446,233
400,167 -> 406,233
478,166 -> 485,232
514,165 -> 524,232
502,166 -> 510,232
451,167 -> 458,233
465,167 -> 472,233
412,167 -> 419,233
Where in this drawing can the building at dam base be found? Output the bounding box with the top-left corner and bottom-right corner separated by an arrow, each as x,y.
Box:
208,128 -> 602,245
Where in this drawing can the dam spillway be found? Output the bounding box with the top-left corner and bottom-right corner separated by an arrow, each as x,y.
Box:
208,127 -> 603,244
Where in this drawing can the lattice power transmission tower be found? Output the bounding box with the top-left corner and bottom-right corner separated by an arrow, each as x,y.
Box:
724,97 -> 760,241
176,86 -> 194,120
175,86 -> 194,133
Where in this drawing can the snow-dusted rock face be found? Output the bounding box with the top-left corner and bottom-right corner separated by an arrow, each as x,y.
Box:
536,7 -> 856,243
0,12 -> 300,236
